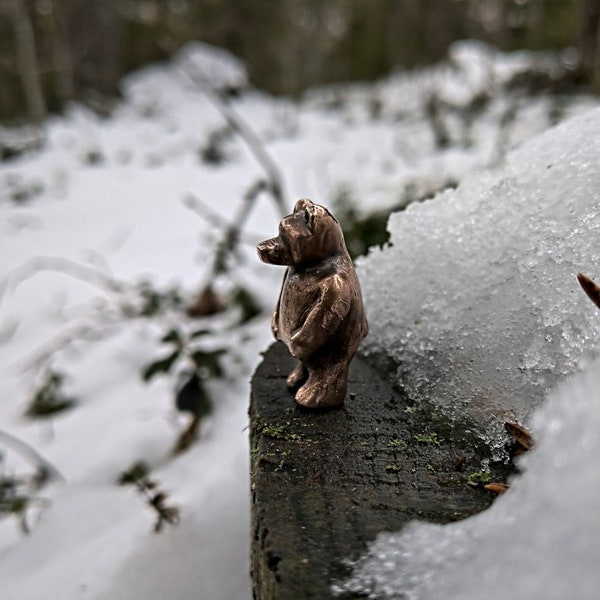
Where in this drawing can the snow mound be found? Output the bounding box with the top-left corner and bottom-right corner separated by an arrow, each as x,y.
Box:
337,354 -> 600,600
358,107 -> 600,437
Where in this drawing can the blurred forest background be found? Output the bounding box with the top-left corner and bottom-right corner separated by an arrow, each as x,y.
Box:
1,0 -> 599,124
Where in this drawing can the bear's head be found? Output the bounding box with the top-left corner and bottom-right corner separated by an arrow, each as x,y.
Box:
257,199 -> 345,267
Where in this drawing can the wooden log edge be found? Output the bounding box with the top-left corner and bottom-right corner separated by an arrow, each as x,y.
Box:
250,342 -> 509,599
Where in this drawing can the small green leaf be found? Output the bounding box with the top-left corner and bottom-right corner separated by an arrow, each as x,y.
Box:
387,439 -> 407,448
117,461 -> 150,486
468,471 -> 492,487
175,372 -> 212,417
414,432 -> 441,445
26,369 -> 76,418
160,329 -> 182,346
190,349 -> 226,378
190,329 -> 211,339
142,349 -> 180,382
232,286 -> 263,324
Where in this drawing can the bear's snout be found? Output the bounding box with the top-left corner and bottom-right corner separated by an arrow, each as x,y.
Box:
257,236 -> 288,265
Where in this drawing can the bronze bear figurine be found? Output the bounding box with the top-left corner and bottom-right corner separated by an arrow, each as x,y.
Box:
257,199 -> 368,408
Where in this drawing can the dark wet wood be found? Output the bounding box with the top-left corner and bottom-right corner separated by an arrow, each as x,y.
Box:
250,342 -> 507,600
250,343 -> 506,600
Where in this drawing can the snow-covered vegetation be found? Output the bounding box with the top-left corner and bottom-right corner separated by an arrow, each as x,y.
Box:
0,42 -> 598,598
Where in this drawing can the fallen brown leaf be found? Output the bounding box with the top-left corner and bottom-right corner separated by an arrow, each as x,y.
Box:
485,482 -> 510,494
505,421 -> 534,451
577,273 -> 600,310
187,283 -> 226,317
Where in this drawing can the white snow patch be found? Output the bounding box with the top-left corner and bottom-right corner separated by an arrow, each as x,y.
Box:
338,107 -> 600,599
359,107 -> 600,440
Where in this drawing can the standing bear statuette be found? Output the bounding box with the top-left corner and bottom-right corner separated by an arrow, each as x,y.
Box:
257,199 -> 368,408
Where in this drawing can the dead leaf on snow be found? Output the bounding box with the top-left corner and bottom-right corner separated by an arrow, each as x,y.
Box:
577,273 -> 600,310
505,421 -> 534,451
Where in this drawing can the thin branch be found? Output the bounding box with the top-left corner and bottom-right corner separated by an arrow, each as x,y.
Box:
208,178 -> 268,280
182,194 -> 266,245
0,428 -> 64,485
186,180 -> 271,316
0,256 -> 125,308
18,312 -> 120,373
179,63 -> 287,216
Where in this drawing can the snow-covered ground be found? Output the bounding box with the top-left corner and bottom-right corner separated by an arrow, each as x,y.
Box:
0,42 -> 598,599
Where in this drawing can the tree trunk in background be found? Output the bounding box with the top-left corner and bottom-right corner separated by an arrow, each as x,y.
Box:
578,0 -> 600,92
579,0 -> 600,92
596,15 -> 600,92
425,0 -> 469,62
70,0 -> 123,95
526,0 -> 546,49
50,0 -> 75,103
0,0 -> 596,123
5,0 -> 46,123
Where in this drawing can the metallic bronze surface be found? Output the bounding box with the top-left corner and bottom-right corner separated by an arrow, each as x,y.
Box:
257,199 -> 368,408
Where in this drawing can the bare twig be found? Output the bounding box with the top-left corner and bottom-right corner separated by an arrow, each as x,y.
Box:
0,428 -> 63,485
187,179 -> 268,317
490,99 -> 520,166
172,414 -> 201,455
182,194 -> 266,245
0,256 -> 125,307
424,91 -> 450,149
210,179 -> 266,277
18,313 -> 120,372
179,64 -> 287,216
135,480 -> 180,533
0,256 -> 127,372
187,180 -> 273,317
4,257 -> 183,373
179,57 -> 289,317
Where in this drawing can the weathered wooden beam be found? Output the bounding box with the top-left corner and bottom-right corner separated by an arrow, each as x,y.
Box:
250,342 -> 506,600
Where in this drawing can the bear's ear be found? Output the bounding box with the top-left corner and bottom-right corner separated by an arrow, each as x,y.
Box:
293,198 -> 339,224
293,198 -> 314,213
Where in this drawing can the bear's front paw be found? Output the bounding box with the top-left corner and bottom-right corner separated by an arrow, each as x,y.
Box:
289,334 -> 311,362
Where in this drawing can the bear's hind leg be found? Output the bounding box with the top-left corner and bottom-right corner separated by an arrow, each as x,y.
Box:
287,362 -> 308,390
